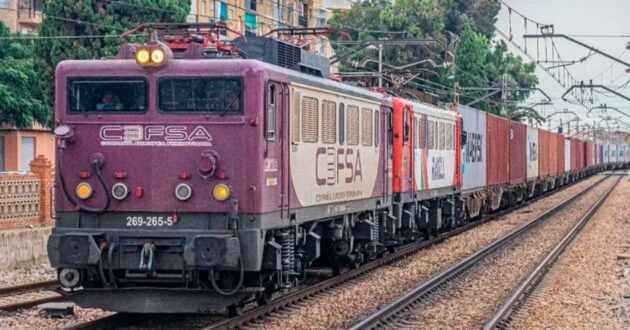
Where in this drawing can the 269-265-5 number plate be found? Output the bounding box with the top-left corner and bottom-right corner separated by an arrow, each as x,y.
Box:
126,216 -> 174,227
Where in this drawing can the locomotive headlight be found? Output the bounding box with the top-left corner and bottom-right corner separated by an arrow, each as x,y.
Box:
76,182 -> 93,200
136,48 -> 150,65
213,184 -> 230,201
111,183 -> 129,201
150,48 -> 166,65
175,183 -> 193,201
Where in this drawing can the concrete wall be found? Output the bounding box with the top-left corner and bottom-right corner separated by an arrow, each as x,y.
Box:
0,128 -> 55,172
0,226 -> 51,268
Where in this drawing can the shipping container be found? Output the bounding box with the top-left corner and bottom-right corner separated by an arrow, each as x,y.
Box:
571,138 -> 583,171
460,105 -> 487,192
586,142 -> 593,168
509,121 -> 527,184
549,131 -> 559,175
617,143 -> 628,163
486,113 -> 510,186
597,144 -> 602,165
557,133 -> 565,174
539,129 -> 551,177
526,127 -> 539,179
564,138 -> 571,172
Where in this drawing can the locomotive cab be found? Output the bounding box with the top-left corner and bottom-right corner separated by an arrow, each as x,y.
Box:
48,35 -> 293,312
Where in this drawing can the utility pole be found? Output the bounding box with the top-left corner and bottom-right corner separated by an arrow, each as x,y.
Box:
501,75 -> 508,116
378,41 -> 383,88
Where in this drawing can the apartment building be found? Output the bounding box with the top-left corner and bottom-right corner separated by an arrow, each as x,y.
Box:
188,0 -> 314,39
0,0 -> 42,33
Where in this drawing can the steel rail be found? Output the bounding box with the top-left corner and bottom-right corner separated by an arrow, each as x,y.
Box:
349,175 -> 610,330
0,280 -> 65,311
0,296 -> 66,312
484,175 -> 622,330
205,176 -> 602,330
0,280 -> 58,297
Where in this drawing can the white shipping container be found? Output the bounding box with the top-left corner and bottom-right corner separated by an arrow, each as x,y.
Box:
459,106 -> 487,191
526,127 -> 539,179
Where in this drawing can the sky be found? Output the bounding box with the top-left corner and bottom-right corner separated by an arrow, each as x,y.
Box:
494,0 -> 630,134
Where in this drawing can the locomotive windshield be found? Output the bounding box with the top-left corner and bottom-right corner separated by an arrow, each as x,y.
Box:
158,77 -> 242,114
67,78 -> 147,113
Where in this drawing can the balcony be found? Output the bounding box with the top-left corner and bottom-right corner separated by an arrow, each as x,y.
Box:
17,0 -> 42,28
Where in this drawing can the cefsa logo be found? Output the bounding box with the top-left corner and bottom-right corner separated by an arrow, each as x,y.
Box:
100,125 -> 213,147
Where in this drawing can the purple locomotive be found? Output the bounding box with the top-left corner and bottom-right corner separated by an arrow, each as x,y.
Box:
48,25 -> 393,314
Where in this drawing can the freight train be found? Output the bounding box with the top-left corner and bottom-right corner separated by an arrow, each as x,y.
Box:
47,24 -> 630,314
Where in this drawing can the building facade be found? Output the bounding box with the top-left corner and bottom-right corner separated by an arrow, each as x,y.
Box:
0,123 -> 55,173
188,0 -> 314,39
0,0 -> 42,33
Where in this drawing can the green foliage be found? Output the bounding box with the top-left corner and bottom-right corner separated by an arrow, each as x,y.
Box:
36,0 -> 191,108
0,23 -> 51,128
330,0 -> 539,117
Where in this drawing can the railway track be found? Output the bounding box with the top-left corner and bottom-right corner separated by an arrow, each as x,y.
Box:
348,174 -> 620,330
201,176 -> 606,330
0,279 -> 65,312
483,173 -> 625,329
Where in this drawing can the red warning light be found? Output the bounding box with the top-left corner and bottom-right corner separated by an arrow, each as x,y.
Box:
135,187 -> 143,198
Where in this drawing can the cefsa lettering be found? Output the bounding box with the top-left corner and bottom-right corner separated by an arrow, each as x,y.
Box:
315,147 -> 363,186
100,125 -> 213,146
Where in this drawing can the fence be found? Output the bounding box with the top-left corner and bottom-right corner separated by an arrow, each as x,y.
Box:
0,155 -> 53,228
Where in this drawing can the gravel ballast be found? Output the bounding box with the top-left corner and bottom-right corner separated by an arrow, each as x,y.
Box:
260,176 -> 605,330
512,175 -> 629,329
401,177 -> 617,329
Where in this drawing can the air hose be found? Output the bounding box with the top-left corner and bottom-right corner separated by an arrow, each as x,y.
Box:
209,257 -> 244,296
58,149 -> 111,213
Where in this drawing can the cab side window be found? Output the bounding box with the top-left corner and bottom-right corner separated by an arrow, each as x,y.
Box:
266,84 -> 276,141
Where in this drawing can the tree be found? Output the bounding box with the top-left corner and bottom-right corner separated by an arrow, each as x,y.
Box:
330,0 -> 539,118
0,22 -> 50,128
36,0 -> 191,107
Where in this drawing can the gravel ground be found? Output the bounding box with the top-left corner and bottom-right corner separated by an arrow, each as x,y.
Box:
512,174 -> 630,329
259,175 -> 605,330
401,177 -> 616,329
0,306 -> 113,329
0,259 -> 55,289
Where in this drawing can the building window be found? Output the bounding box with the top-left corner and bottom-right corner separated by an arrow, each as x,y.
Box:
188,0 -> 199,23
248,0 -> 257,11
201,0 -> 206,16
245,12 -> 257,36
0,136 -> 4,172
287,4 -> 294,25
21,137 -> 35,172
0,0 -> 9,9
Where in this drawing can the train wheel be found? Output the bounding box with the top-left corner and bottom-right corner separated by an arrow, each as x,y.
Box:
256,285 -> 274,306
228,304 -> 245,316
